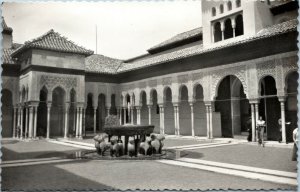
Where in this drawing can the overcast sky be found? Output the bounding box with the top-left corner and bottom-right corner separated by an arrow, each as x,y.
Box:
3,1 -> 202,60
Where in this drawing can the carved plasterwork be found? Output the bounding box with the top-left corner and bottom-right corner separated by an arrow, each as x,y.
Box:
138,81 -> 147,89
192,72 -> 204,81
2,78 -> 15,91
178,74 -> 189,84
211,65 -> 248,99
256,59 -> 276,81
162,77 -> 172,86
148,79 -> 157,87
40,75 -> 77,92
281,56 -> 298,79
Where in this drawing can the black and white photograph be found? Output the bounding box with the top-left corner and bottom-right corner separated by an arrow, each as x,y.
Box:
1,0 -> 299,191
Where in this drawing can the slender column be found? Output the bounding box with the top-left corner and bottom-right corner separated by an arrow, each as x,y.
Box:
64,103 -> 69,139
174,106 -> 177,135
123,107 -> 127,124
280,100 -> 287,143
117,107 -> 122,125
251,104 -> 256,142
13,107 -> 17,138
174,104 -> 180,136
46,103 -> 51,139
106,107 -> 110,116
28,106 -> 34,138
79,107 -> 83,139
209,105 -> 213,139
33,106 -> 38,138
205,105 -> 210,139
20,106 -> 24,139
190,103 -> 195,137
136,106 -> 141,125
131,107 -> 134,124
231,18 -> 236,37
76,107 -> 79,138
221,21 -> 225,40
159,105 -> 165,135
24,107 -> 29,139
254,103 -> 259,141
148,105 -> 152,125
17,107 -> 21,138
83,108 -> 86,136
93,107 -> 97,134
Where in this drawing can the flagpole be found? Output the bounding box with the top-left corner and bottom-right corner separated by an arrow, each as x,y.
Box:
96,25 -> 98,54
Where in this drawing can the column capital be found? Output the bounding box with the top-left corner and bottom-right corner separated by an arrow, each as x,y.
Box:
189,102 -> 194,107
47,102 -> 52,108
172,102 -> 179,107
249,99 -> 260,104
204,100 -> 213,106
278,96 -> 286,102
135,105 -> 141,110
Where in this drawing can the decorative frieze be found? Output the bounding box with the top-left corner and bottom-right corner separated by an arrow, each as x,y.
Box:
40,75 -> 77,91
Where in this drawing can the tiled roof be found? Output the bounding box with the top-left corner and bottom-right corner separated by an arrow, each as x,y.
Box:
117,19 -> 297,73
3,48 -> 15,64
148,27 -> 202,52
2,18 -> 13,33
85,54 -> 123,74
12,29 -> 94,57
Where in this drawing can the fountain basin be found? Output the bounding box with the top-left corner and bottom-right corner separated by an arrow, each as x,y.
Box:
103,124 -> 154,136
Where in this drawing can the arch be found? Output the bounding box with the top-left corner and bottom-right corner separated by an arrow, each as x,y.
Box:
85,93 -> 94,133
214,74 -> 247,100
235,14 -> 244,36
219,4 -> 224,14
214,22 -> 222,42
179,85 -> 191,136
68,89 -> 77,135
212,7 -> 216,16
140,90 -> 147,106
97,93 -> 106,131
178,84 -> 189,101
284,71 -> 298,142
236,0 -> 241,8
259,75 -> 280,141
227,1 -> 232,11
224,19 -> 233,39
37,86 -> 48,137
2,89 -> 13,137
193,84 -> 206,136
110,94 -> 117,115
50,86 -> 66,137
214,75 -> 249,138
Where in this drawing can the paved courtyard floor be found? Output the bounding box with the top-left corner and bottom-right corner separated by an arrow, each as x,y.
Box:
1,138 -> 297,191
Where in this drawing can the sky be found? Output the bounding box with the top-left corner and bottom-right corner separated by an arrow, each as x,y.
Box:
2,1 -> 202,60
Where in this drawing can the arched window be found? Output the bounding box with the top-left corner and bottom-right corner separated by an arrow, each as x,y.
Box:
227,1 -> 232,11
212,7 -> 216,16
220,4 -> 224,14
236,0 -> 241,8
214,22 -> 222,42
235,14 -> 244,36
224,19 -> 233,39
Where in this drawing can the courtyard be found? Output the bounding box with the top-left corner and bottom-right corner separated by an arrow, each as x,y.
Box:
1,137 -> 297,191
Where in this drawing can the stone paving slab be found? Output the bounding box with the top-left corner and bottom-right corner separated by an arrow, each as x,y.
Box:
2,159 -> 296,190
183,144 -> 297,172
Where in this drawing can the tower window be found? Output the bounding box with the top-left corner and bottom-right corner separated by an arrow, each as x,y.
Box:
214,22 -> 222,42
220,4 -> 224,14
236,0 -> 241,8
227,1 -> 232,11
224,19 -> 233,39
212,7 -> 216,16
235,14 -> 244,36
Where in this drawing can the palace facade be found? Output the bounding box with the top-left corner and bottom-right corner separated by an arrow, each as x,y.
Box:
2,0 -> 298,143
